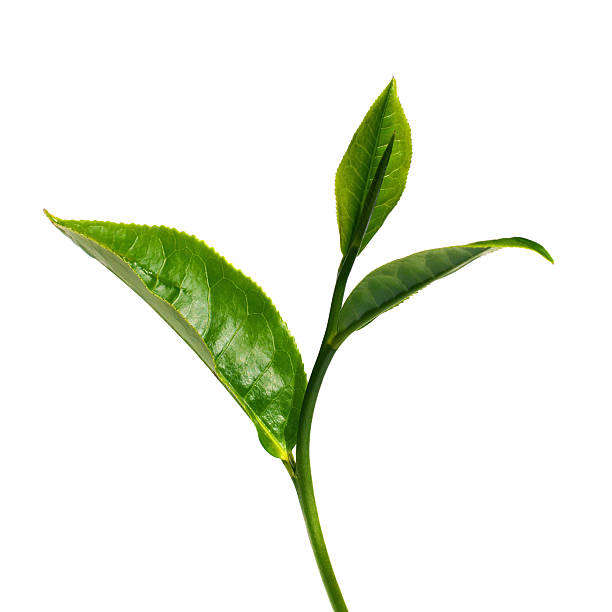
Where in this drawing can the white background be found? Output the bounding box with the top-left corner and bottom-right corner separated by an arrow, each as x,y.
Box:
1,1 -> 611,610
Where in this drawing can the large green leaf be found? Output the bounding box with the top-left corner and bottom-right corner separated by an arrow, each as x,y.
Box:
45,212 -> 307,460
333,237 -> 553,346
335,78 -> 412,255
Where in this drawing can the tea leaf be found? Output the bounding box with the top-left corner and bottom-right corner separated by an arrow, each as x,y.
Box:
334,237 -> 553,345
335,78 -> 412,254
45,212 -> 307,460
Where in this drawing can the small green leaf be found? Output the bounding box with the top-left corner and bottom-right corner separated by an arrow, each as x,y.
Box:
45,211 -> 307,460
334,237 -> 553,346
335,78 -> 412,255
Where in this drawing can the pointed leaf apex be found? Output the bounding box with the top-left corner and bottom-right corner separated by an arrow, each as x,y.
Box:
43,209 -> 58,223
531,241 -> 554,264
468,237 -> 554,264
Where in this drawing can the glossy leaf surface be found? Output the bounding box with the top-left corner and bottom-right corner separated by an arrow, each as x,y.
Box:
45,212 -> 307,459
335,78 -> 412,254
334,237 -> 553,345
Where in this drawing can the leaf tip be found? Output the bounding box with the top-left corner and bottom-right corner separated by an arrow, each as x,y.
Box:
468,237 -> 554,264
517,237 -> 554,264
43,209 -> 60,225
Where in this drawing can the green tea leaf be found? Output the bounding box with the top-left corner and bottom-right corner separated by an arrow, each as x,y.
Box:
45,211 -> 307,460
334,237 -> 553,346
335,78 -> 412,255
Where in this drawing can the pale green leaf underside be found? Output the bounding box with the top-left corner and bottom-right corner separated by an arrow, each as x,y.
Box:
45,211 -> 307,459
334,237 -> 553,345
335,78 -> 412,254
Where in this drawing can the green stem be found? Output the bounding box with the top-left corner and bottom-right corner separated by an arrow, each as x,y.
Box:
290,140 -> 393,609
296,341 -> 346,611
292,252 -> 357,612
